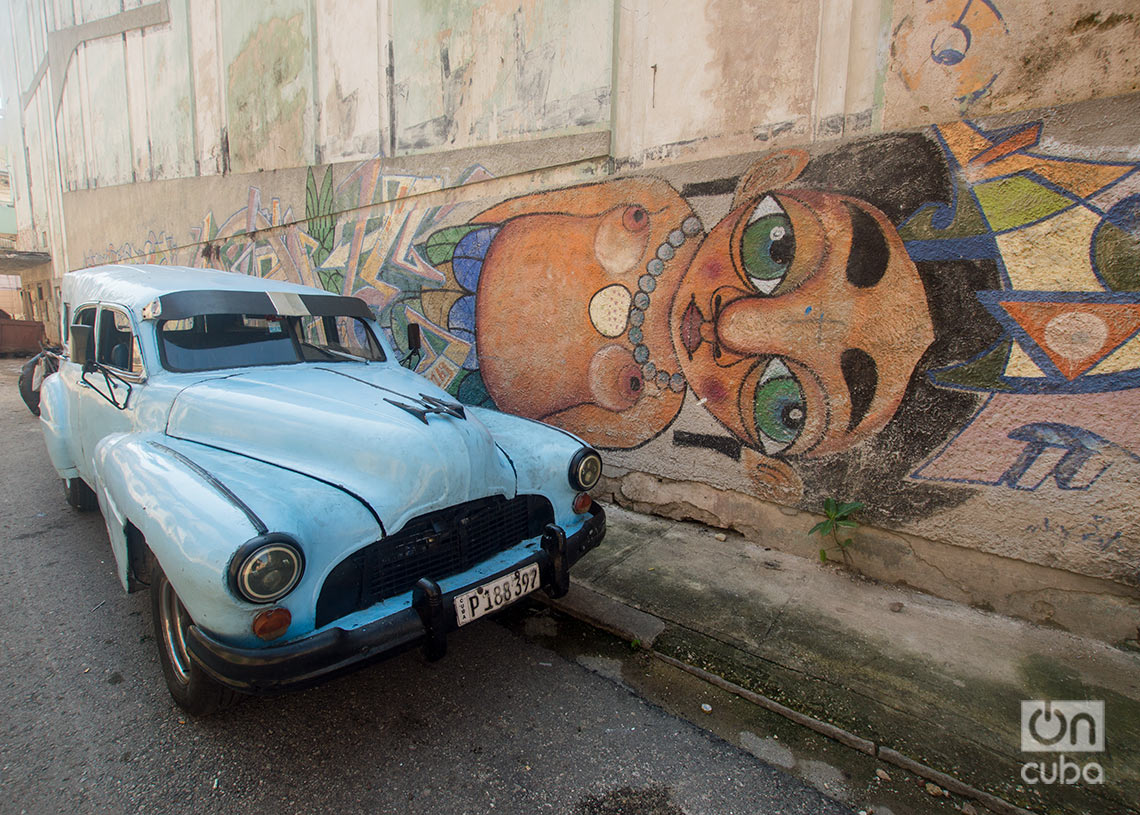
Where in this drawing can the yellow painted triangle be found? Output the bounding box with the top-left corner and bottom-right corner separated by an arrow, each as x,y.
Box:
1087,332 -> 1140,375
1005,340 -> 1047,377
997,208 -> 1102,290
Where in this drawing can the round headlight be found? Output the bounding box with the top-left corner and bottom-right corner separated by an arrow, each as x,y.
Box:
234,541 -> 303,603
569,448 -> 603,491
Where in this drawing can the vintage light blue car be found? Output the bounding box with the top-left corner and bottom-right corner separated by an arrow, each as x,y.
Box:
35,264 -> 605,714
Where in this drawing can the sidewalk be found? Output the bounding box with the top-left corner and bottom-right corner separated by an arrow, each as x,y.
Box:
552,505 -> 1140,815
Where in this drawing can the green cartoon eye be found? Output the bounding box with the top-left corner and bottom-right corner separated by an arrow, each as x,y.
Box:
741,195 -> 795,295
753,358 -> 805,454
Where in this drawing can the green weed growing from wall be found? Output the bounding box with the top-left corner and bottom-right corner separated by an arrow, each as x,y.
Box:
810,498 -> 864,564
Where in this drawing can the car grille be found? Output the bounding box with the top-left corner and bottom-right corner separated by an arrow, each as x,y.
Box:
315,494 -> 555,627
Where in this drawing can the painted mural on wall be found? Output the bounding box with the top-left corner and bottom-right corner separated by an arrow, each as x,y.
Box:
893,0 -> 1010,110
416,150 -> 942,508
886,0 -> 1140,126
83,113 -> 1140,581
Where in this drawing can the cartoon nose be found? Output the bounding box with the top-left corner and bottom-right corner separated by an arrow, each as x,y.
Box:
717,296 -> 798,357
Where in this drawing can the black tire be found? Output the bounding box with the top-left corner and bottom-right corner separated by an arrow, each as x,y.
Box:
64,477 -> 99,512
18,353 -> 42,416
150,560 -> 239,716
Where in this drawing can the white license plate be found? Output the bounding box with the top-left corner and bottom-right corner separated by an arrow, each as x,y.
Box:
453,562 -> 541,626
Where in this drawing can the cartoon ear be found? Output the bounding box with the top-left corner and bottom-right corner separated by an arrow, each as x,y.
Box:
741,447 -> 805,504
733,150 -> 810,209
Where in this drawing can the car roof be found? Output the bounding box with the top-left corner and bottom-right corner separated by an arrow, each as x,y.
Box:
63,264 -> 339,312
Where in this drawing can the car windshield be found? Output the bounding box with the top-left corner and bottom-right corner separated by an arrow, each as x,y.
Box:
158,313 -> 386,372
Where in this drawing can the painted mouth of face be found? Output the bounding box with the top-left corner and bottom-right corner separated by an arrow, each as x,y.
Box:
680,296 -> 705,356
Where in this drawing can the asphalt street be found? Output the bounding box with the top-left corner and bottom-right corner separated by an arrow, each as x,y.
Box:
0,357 -> 852,815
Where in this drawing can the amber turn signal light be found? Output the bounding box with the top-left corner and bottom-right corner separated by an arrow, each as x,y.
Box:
252,607 -> 292,641
572,492 -> 592,514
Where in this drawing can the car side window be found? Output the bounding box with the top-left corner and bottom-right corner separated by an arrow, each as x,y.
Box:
71,306 -> 97,363
97,307 -> 143,375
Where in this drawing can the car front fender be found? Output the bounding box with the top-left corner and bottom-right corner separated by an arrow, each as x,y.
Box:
469,407 -> 595,530
92,432 -> 383,645
38,371 -> 78,479
92,432 -> 268,639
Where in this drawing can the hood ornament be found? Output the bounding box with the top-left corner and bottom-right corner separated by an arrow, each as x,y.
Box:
385,393 -> 467,424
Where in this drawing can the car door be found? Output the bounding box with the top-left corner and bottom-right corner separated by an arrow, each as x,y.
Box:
56,305 -> 98,481
76,305 -> 144,470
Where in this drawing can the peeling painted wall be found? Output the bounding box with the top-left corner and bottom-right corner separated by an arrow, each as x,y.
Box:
392,0 -> 612,152
6,0 -> 1140,637
7,0 -> 612,193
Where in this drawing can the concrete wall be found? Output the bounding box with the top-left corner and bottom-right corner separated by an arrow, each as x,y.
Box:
6,0 -> 1140,641
0,274 -> 22,318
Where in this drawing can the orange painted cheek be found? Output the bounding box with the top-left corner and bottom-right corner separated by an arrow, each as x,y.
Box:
700,259 -> 724,283
700,378 -> 728,403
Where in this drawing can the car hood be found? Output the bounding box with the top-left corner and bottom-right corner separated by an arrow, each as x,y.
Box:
164,364 -> 517,532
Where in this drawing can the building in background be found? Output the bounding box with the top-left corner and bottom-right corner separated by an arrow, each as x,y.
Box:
0,272 -> 19,316
0,38 -> 51,327
0,145 -> 15,249
2,0 -> 1139,643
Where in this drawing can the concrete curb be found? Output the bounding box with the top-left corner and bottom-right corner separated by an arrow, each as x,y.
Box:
546,583 -> 1038,815
652,652 -> 876,756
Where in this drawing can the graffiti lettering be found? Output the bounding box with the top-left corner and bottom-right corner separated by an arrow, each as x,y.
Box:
1000,423 -> 1138,491
1024,516 -> 1126,553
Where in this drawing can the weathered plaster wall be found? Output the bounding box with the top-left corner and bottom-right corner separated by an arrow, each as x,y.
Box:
67,132 -> 612,272
9,0 -> 612,193
612,0 -> 1140,166
884,0 -> 1140,128
7,1 -> 1140,640
613,0 -> 880,165
392,0 -> 612,153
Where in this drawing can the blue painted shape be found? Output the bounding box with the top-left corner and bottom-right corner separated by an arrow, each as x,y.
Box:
447,294 -> 480,370
903,234 -> 1001,262
999,422 -> 1140,491
448,293 -> 476,334
452,226 -> 500,291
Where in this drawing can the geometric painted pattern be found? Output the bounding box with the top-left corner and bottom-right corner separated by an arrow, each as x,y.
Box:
999,299 -> 1140,380
971,291 -> 1140,392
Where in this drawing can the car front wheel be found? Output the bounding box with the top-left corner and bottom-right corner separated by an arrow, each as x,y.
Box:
151,561 -> 238,716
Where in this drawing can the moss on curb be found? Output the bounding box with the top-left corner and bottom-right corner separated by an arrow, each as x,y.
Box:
651,622 -> 1137,815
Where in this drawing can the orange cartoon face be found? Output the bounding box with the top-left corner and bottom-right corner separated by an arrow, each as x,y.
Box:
670,185 -> 935,459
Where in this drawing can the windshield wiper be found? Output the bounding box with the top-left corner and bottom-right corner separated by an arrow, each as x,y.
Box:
298,341 -> 369,363
319,346 -> 371,363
